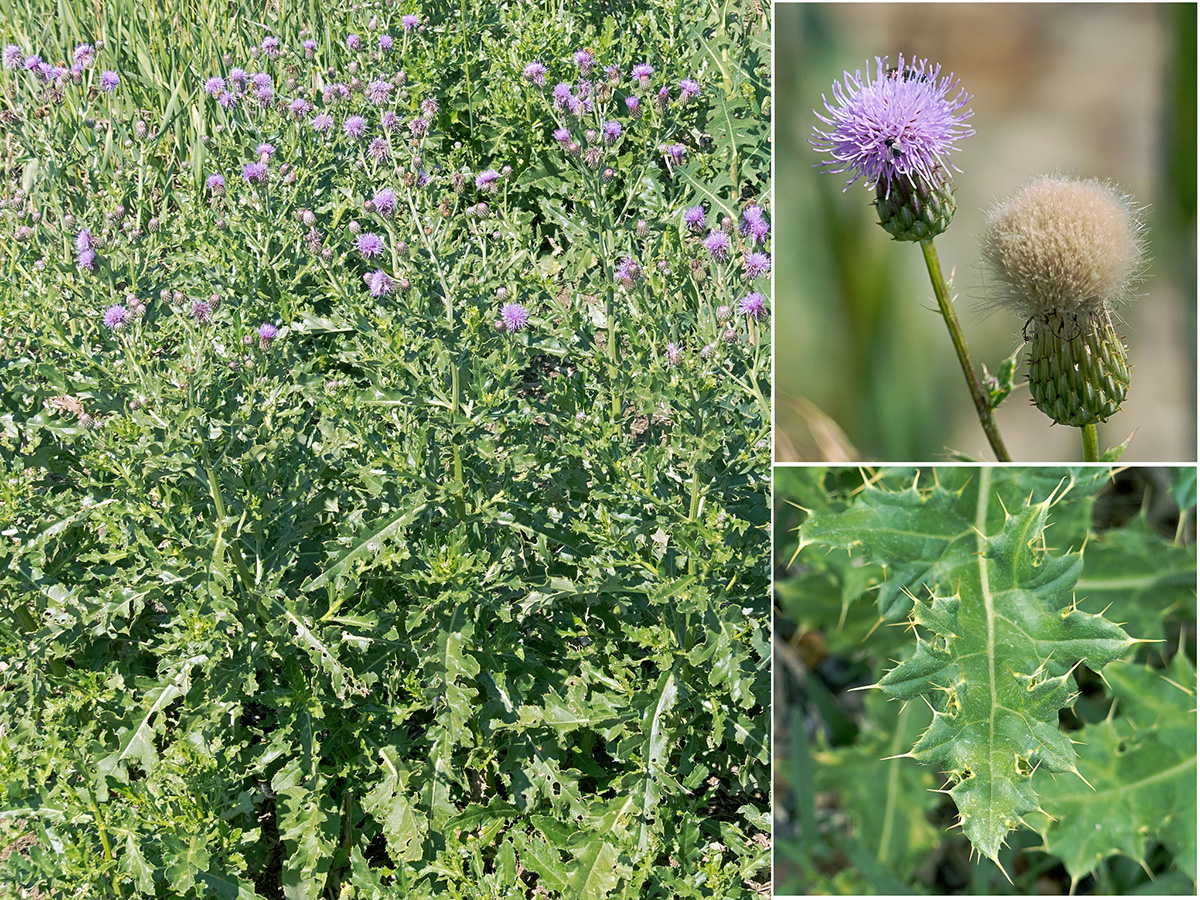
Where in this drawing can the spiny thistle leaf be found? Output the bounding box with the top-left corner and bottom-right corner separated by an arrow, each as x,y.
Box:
803,468 -> 1139,865
1031,653 -> 1197,890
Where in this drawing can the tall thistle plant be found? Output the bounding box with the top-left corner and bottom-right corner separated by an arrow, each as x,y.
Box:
812,56 -> 1147,461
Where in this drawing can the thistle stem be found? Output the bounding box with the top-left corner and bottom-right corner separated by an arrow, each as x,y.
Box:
1080,424 -> 1100,461
918,238 -> 1011,462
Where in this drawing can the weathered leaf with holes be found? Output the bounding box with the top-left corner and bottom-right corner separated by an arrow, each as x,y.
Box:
1031,653 -> 1197,889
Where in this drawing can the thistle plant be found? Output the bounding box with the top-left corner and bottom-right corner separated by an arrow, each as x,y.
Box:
981,176 -> 1147,460
813,55 -> 1010,460
0,3 -> 770,895
811,56 -> 1153,461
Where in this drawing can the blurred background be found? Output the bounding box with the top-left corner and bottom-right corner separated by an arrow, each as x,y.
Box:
774,2 -> 1196,462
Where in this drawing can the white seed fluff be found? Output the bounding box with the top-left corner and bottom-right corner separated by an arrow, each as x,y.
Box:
980,176 -> 1146,321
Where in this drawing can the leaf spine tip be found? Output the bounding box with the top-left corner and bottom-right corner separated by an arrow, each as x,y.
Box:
1071,766 -> 1096,791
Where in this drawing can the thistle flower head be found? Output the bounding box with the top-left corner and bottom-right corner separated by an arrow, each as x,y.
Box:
355,232 -> 385,258
99,70 -> 120,92
981,175 -> 1147,428
500,302 -> 528,332
981,175 -> 1146,322
812,55 -> 973,195
102,304 -> 129,330
738,292 -> 768,320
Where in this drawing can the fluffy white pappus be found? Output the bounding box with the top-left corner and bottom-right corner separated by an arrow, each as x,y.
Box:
979,175 -> 1147,324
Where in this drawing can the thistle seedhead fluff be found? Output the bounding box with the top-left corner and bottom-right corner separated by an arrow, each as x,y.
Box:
981,175 -> 1147,427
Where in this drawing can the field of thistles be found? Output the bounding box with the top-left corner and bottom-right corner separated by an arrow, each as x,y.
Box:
0,1 -> 771,897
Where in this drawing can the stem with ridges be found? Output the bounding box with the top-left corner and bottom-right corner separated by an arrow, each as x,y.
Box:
1080,423 -> 1100,461
919,238 -> 1011,462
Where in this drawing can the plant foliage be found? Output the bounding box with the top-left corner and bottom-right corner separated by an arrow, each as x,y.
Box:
776,467 -> 1196,894
0,2 -> 771,896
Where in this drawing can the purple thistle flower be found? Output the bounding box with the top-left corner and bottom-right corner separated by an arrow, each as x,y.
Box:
656,86 -> 670,107
743,252 -> 772,280
288,97 -> 312,118
552,83 -> 573,108
218,91 -> 238,109
242,161 -> 269,184
342,115 -> 367,138
256,142 -> 276,158
255,85 -> 274,107
73,44 -> 95,66
368,137 -> 390,162
74,228 -> 94,252
420,97 -> 439,117
228,68 -> 247,88
475,169 -> 499,191
553,127 -> 571,144
372,188 -> 396,216
355,232 -> 385,258
77,249 -> 97,271
679,78 -> 700,102
604,63 -> 622,83
401,14 -> 420,32
379,34 -> 394,52
523,62 -> 547,86
205,173 -> 225,195
303,39 -> 317,56
312,112 -> 333,132
602,121 -> 622,143
345,33 -> 361,51
812,55 -> 974,194
23,55 -> 41,71
666,342 -> 683,366
574,49 -> 593,73
409,117 -> 428,137
2,45 -> 22,69
99,70 -> 119,91
102,304 -> 129,330
190,299 -> 213,323
364,269 -> 394,297
251,71 -> 271,90
683,205 -> 706,232
500,302 -> 528,333
381,110 -> 401,132
261,36 -> 280,57
257,322 -> 278,347
703,229 -> 730,262
203,76 -> 225,96
366,79 -> 391,104
738,292 -> 768,320
665,144 -> 686,164
614,255 -> 641,286
625,96 -> 640,117
631,63 -> 653,86
740,205 -> 770,244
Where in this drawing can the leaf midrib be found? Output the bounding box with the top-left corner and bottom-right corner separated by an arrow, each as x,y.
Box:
975,468 -> 998,818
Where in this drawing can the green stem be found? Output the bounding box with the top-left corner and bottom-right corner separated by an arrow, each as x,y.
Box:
197,432 -> 257,602
1080,423 -> 1100,461
918,238 -> 1012,462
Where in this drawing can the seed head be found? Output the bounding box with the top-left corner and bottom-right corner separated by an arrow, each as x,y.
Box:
981,175 -> 1146,322
981,175 -> 1147,428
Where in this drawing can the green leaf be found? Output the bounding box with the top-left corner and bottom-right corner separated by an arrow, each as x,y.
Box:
1031,653 -> 1197,890
565,837 -> 621,900
813,692 -> 939,876
834,470 -> 1138,864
